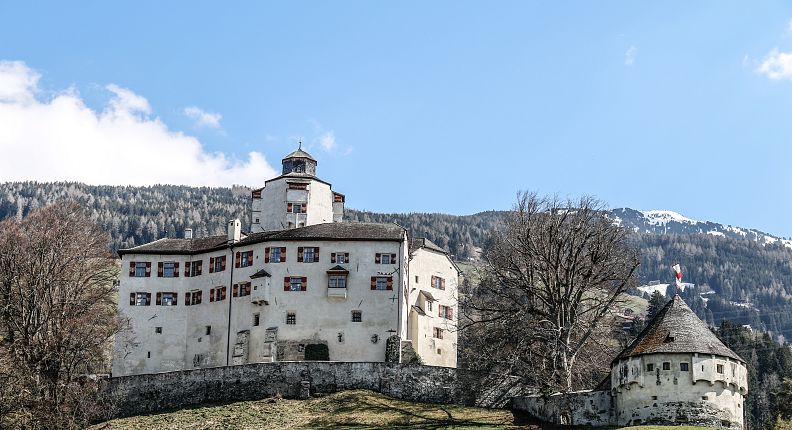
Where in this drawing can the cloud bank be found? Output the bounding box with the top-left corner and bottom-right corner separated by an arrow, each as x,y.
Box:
757,49 -> 792,80
0,61 -> 276,187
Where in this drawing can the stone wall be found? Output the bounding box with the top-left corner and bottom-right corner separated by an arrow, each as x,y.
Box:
511,390 -> 613,426
98,362 -> 528,421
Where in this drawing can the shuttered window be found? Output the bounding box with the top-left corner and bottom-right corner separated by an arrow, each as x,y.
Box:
129,292 -> 151,306
233,282 -> 252,297
375,253 -> 397,264
284,276 -> 307,291
209,286 -> 227,302
371,276 -> 393,291
265,247 -> 287,263
439,305 -> 454,320
130,262 -> 150,277
209,256 -> 226,273
433,327 -> 443,339
431,276 -> 446,290
185,260 -> 202,277
298,247 -> 319,263
156,292 -> 178,306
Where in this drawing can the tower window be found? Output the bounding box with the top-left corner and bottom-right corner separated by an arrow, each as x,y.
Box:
433,327 -> 443,339
717,364 -> 724,374
351,310 -> 362,322
205,325 -> 212,335
155,327 -> 162,334
646,363 -> 654,372
253,313 -> 260,327
680,362 -> 689,371
662,362 -> 670,370
286,312 -> 296,325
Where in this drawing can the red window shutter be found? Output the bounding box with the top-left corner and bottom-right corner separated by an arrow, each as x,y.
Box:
184,262 -> 190,277
344,253 -> 349,263
129,292 -> 135,306
210,289 -> 215,302
146,293 -> 151,305
287,203 -> 293,213
157,262 -> 164,277
173,293 -> 178,306
448,307 -> 454,320
387,277 -> 393,290
233,284 -> 239,297
221,256 -> 226,271
301,277 -> 307,291
156,292 -> 162,306
431,276 -> 436,289
209,257 -> 215,273
185,292 -> 191,306
284,277 -> 290,291
441,278 -> 446,290
129,261 -> 135,277
370,277 -> 377,290
331,252 -> 336,263
280,247 -> 286,262
315,248 -> 319,260
196,260 -> 203,275
391,253 -> 397,263
247,250 -> 253,265
265,248 -> 270,263
235,252 -> 241,268
245,283 -> 251,295
297,247 -> 304,262
221,287 -> 227,300
300,203 -> 307,213
145,262 -> 151,277
174,262 -> 179,277
375,253 -> 381,264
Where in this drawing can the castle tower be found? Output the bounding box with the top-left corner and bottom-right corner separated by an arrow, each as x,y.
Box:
250,147 -> 345,232
611,295 -> 748,428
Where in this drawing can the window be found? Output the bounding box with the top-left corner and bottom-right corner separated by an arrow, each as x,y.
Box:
288,182 -> 308,190
185,290 -> 202,306
147,351 -> 151,359
371,276 -> 392,290
431,276 -> 445,290
376,253 -> 396,264
286,312 -> 296,325
236,250 -> 253,268
266,247 -> 286,263
186,260 -> 202,277
253,313 -> 260,327
351,310 -> 362,322
287,202 -> 306,213
433,327 -> 443,339
161,262 -> 177,277
439,305 -> 454,320
284,276 -> 307,291
299,247 -> 319,263
254,218 -> 260,223
646,363 -> 654,372
717,364 -> 724,374
133,262 -> 148,277
331,252 -> 349,264
437,349 -> 442,355
205,325 -> 212,336
129,292 -> 151,306
155,327 -> 162,334
329,275 -> 347,289
415,275 -> 419,283
680,362 -> 689,371
210,256 -> 226,273
427,301 -> 433,312
210,286 -> 227,302
157,292 -> 178,306
662,362 -> 670,371
233,282 -> 252,297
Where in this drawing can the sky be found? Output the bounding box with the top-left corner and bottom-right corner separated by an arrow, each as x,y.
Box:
1,2 -> 792,236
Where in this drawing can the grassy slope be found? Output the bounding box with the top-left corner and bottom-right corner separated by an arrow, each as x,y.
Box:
92,390 -> 518,430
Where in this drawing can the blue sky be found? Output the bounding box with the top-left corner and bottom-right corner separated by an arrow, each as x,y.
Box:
1,2 -> 792,236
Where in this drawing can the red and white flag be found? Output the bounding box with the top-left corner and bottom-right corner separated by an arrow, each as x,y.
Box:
672,264 -> 683,288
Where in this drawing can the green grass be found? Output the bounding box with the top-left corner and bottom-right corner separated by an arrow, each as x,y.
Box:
92,390 -> 521,430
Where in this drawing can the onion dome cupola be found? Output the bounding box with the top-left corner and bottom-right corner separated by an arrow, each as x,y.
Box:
282,144 -> 317,176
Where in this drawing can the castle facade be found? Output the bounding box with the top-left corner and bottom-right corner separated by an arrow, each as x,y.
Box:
112,148 -> 458,376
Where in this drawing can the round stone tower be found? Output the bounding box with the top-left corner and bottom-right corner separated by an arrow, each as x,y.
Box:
611,295 -> 748,429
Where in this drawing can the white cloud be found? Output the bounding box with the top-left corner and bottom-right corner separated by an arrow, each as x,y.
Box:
0,60 -> 277,187
624,45 -> 638,66
318,131 -> 336,152
756,49 -> 792,80
183,106 -> 222,128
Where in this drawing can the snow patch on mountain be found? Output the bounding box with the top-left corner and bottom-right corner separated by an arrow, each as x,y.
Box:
640,210 -> 698,226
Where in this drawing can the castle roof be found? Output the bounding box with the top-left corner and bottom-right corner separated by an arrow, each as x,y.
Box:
118,222 -> 405,256
614,295 -> 743,364
283,148 -> 316,162
410,237 -> 448,254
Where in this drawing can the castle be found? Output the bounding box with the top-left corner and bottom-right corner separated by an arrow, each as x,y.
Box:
112,148 -> 459,376
514,295 -> 748,428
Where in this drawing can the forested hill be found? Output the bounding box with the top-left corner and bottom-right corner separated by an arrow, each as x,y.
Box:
3,181 -> 792,339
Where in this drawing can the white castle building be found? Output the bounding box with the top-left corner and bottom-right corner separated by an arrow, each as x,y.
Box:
112,148 -> 459,376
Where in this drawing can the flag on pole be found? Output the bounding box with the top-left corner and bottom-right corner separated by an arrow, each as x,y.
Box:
672,264 -> 683,290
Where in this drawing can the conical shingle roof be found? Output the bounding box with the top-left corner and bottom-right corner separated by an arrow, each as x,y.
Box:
283,148 -> 316,161
613,295 -> 743,364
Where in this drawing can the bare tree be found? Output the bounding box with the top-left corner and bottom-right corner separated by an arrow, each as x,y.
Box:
461,192 -> 639,392
0,203 -> 118,429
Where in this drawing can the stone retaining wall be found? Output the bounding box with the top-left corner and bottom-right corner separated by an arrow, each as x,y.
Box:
99,362 -> 528,420
511,390 -> 613,426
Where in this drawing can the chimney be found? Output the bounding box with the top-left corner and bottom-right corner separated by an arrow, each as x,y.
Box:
228,219 -> 241,244
184,228 -> 193,239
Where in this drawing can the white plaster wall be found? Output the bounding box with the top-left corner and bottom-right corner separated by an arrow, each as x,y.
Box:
407,248 -> 458,367
250,178 -> 336,232
612,353 -> 747,427
113,236 -> 410,376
